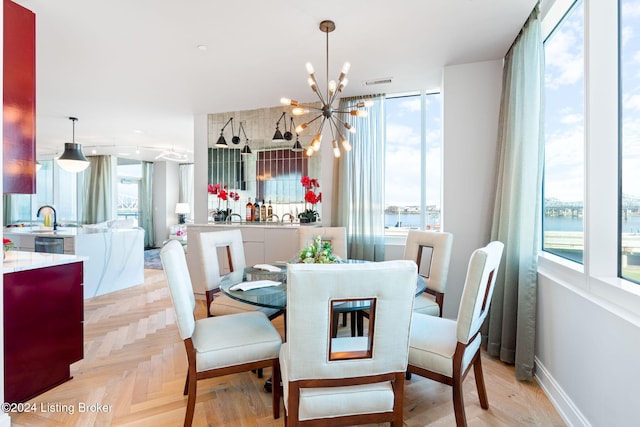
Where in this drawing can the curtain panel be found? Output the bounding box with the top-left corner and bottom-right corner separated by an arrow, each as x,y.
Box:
483,4 -> 544,381
179,163 -> 194,222
82,155 -> 113,224
140,161 -> 154,248
333,94 -> 385,261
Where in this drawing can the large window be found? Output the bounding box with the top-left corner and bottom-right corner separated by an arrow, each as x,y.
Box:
117,158 -> 142,227
384,92 -> 442,234
542,0 -> 585,263
620,0 -> 640,283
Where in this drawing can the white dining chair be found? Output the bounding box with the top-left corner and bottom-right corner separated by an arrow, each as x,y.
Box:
160,240 -> 282,427
280,260 -> 417,426
407,241 -> 504,427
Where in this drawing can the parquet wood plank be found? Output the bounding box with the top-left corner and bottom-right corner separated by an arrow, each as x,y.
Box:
7,268 -> 566,426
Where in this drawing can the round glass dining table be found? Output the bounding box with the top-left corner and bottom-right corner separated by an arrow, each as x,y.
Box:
219,261 -> 427,311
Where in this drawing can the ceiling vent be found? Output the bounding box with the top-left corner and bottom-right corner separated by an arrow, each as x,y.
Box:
364,78 -> 393,86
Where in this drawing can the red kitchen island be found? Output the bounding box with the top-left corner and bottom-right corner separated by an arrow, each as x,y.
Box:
3,251 -> 85,402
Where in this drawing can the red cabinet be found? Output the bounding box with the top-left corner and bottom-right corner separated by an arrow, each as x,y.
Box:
4,262 -> 84,402
3,0 -> 36,194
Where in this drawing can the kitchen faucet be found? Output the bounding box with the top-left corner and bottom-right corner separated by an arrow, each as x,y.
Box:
37,205 -> 58,230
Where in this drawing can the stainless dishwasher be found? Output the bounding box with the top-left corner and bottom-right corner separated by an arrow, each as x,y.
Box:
34,236 -> 64,254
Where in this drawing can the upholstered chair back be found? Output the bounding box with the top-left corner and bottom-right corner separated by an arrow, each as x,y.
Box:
298,226 -> 347,259
160,240 -> 196,340
198,229 -> 246,292
456,241 -> 504,346
404,230 -> 453,294
284,260 -> 417,381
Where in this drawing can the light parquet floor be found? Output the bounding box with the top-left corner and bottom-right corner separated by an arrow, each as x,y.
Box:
9,269 -> 565,426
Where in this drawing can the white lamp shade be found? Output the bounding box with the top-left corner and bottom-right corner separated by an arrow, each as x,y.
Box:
56,143 -> 90,172
175,203 -> 191,214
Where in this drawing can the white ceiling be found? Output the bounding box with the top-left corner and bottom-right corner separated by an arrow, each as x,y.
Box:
12,0 -> 537,163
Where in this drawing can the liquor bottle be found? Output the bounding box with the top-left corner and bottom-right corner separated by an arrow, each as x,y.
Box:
260,199 -> 267,222
254,198 -> 261,222
245,197 -> 254,222
267,200 -> 273,221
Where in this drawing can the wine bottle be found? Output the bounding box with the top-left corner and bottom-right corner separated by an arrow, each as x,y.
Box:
254,198 -> 260,222
245,197 -> 253,222
260,199 -> 267,222
267,200 -> 273,221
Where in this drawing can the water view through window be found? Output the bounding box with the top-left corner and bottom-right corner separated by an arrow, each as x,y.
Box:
543,0 -> 585,263
384,93 -> 442,232
620,0 -> 640,283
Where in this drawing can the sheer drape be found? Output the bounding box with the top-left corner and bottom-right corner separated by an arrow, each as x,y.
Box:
82,155 -> 113,224
179,163 -> 194,222
483,5 -> 544,381
332,94 -> 385,261
140,161 -> 154,248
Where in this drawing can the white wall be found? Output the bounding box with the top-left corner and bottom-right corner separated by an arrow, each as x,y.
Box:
152,161 -> 179,247
441,59 -> 503,318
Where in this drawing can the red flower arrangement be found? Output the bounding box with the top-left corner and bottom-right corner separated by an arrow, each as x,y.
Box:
208,184 -> 240,221
299,176 -> 321,222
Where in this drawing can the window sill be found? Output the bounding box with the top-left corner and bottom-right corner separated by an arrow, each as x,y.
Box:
538,251 -> 640,325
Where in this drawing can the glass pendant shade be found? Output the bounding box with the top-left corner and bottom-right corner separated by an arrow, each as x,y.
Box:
56,143 -> 89,172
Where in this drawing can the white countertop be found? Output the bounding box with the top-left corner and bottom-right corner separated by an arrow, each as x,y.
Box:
3,226 -> 141,237
2,250 -> 86,273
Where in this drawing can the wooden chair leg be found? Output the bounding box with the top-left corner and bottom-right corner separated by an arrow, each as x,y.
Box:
184,371 -> 197,427
183,374 -> 189,396
452,377 -> 467,427
272,360 -> 281,419
405,371 -> 412,380
473,353 -> 489,409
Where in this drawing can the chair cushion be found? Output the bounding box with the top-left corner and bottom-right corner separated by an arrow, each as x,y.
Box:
210,293 -> 281,318
279,343 -> 395,421
412,293 -> 440,316
193,311 -> 281,372
408,313 -> 480,378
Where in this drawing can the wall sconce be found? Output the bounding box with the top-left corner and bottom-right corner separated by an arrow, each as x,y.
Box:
175,203 -> 190,224
239,122 -> 252,155
272,112 -> 286,142
215,117 -> 234,148
56,117 -> 90,173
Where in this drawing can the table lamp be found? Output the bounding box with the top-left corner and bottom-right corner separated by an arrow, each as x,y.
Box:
175,203 -> 190,224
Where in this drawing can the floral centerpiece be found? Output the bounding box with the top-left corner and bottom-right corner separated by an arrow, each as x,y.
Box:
299,236 -> 341,264
298,176 -> 322,223
3,238 -> 15,259
208,183 -> 240,221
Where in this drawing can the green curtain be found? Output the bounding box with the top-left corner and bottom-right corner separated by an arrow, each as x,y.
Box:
333,94 -> 385,261
82,155 -> 113,224
179,163 -> 194,222
3,195 -> 13,226
483,4 -> 544,381
140,161 -> 154,248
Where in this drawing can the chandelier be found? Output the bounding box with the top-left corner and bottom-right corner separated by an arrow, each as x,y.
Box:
280,20 -> 372,158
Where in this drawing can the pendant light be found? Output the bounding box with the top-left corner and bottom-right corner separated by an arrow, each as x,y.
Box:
56,117 -> 90,172
280,20 -> 372,158
215,117 -> 234,148
272,112 -> 286,142
239,122 -> 252,155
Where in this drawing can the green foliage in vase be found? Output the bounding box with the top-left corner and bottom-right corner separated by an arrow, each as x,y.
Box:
299,236 -> 341,264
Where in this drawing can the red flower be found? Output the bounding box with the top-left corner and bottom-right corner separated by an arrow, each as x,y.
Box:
304,190 -> 322,205
229,191 -> 240,201
300,176 -> 311,189
208,183 -> 220,195
3,238 -> 12,245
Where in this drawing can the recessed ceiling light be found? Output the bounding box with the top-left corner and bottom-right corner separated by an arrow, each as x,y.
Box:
91,149 -> 97,154
133,129 -> 143,134
197,45 -> 207,51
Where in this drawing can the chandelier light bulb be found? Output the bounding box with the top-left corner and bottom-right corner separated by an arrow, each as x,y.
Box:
338,77 -> 348,92
341,62 -> 351,75
292,107 -> 309,116
341,137 -> 352,151
350,110 -> 368,117
332,139 -> 341,158
306,146 -> 315,157
329,80 -> 337,94
307,77 -> 317,91
295,123 -> 307,133
306,62 -> 315,75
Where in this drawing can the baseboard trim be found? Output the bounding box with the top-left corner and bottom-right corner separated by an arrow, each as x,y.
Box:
534,357 -> 591,427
